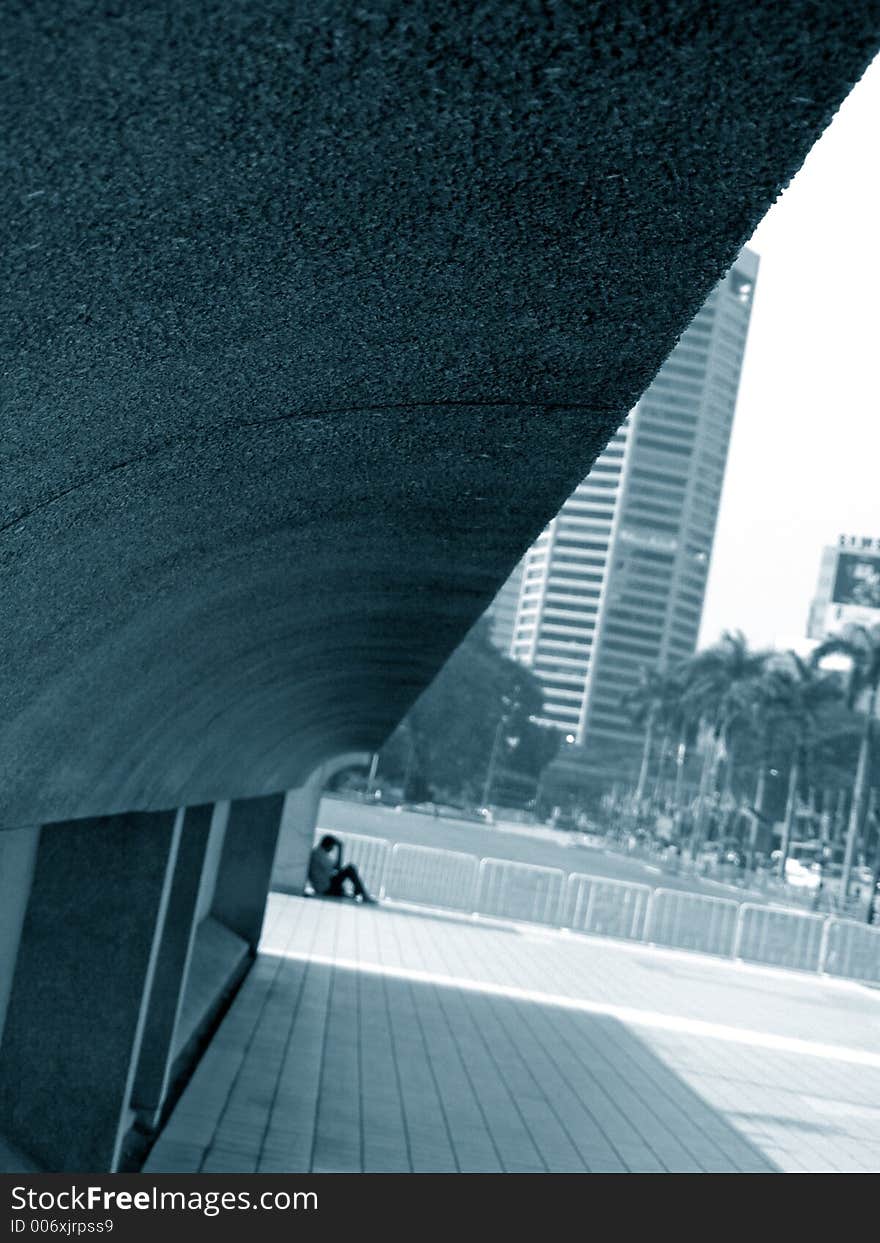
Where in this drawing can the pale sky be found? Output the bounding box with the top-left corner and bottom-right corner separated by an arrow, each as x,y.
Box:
699,53 -> 880,652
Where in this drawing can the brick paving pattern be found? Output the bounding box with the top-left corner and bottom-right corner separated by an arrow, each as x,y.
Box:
145,895 -> 880,1173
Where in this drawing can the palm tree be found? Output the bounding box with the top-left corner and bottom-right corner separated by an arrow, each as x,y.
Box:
651,684 -> 692,809
812,623 -> 880,901
681,631 -> 770,857
747,678 -> 778,816
735,670 -> 790,870
621,667 -> 683,809
759,653 -> 842,877
667,686 -> 699,831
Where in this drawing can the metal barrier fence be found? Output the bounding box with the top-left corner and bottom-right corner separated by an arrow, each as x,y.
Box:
646,889 -> 740,957
384,843 -> 479,912
733,903 -> 827,973
475,858 -> 565,926
311,830 -> 879,984
566,874 -> 651,941
821,918 -> 880,984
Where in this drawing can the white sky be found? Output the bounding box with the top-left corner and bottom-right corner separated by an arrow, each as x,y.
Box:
699,53 -> 880,652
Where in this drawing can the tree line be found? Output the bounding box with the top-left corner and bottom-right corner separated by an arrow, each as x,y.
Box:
338,617 -> 879,916
620,622 -> 880,904
360,616 -> 560,811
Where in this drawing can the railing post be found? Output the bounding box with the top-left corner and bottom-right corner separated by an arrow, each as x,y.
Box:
475,858 -> 488,917
755,906 -> 765,960
583,880 -> 598,934
643,889 -> 657,943
378,841 -> 389,901
549,876 -> 559,927
465,857 -> 479,917
384,841 -> 401,902
631,890 -> 644,940
569,876 -> 584,930
818,916 -> 834,976
550,877 -> 564,928
732,903 -> 748,960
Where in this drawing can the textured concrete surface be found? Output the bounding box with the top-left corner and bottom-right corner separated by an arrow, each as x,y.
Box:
145,895 -> 880,1173
3,3 -> 880,825
0,828 -> 40,1049
132,804 -> 214,1121
0,811 -> 180,1171
211,794 -> 285,948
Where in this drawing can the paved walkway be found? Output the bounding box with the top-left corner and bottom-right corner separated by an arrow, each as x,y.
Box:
146,895 -> 880,1174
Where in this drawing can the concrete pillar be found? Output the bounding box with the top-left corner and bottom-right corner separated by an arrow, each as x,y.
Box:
272,753 -> 371,895
130,804 -> 213,1127
0,810 -> 181,1172
211,793 -> 284,949
0,827 -> 41,1052
195,801 -> 231,924
273,777 -> 327,895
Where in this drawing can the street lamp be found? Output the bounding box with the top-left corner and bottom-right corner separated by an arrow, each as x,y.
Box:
534,733 -> 574,819
481,697 -> 519,811
481,717 -> 504,811
365,750 -> 380,801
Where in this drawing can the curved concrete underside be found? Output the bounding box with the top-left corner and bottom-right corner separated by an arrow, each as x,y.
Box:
2,2 -> 879,827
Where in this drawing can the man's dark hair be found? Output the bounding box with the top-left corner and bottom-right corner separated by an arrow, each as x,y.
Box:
320,834 -> 339,851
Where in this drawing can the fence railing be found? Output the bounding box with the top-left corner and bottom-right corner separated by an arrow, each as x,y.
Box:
732,903 -> 828,973
476,858 -> 566,926
384,843 -> 479,912
313,831 -> 878,985
566,874 -> 651,941
646,889 -> 740,958
818,917 -> 880,984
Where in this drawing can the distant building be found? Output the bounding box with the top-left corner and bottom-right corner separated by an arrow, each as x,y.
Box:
492,415 -> 633,736
807,534 -> 880,640
487,560 -> 523,656
486,247 -> 758,781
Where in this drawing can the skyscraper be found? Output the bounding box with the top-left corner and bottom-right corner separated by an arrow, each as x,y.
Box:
501,415 -> 633,736
487,247 -> 758,779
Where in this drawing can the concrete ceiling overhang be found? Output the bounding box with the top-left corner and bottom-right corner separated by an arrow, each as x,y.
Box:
2,2 -> 879,827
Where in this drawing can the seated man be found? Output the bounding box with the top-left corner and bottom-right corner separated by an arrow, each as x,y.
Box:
308,834 -> 376,904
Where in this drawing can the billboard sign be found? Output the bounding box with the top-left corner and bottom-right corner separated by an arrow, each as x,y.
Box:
832,551 -> 880,610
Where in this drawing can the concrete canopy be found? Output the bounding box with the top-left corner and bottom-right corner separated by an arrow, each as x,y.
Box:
2,2 -> 879,827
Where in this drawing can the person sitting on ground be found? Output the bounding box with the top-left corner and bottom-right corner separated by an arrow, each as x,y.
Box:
308,834 -> 376,904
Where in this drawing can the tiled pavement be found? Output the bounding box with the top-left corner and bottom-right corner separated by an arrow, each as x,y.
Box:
145,894 -> 880,1174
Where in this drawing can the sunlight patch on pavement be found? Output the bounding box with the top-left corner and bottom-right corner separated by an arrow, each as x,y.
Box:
261,946 -> 880,1071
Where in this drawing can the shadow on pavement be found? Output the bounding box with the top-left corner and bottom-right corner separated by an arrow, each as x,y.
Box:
146,955 -> 779,1174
